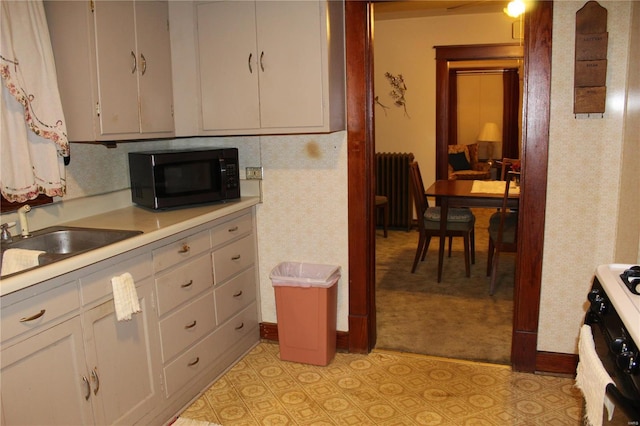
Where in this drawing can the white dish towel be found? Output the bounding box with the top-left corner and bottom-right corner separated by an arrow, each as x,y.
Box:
111,272 -> 141,321
1,248 -> 44,276
575,324 -> 615,426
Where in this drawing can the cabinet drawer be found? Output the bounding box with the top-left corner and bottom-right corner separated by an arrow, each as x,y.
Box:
163,302 -> 258,398
153,230 -> 210,272
211,213 -> 252,248
212,235 -> 255,284
1,281 -> 79,343
155,254 -> 213,316
214,267 -> 256,325
80,253 -> 152,306
158,290 -> 216,363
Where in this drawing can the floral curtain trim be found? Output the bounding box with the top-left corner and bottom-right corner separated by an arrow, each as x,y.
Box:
0,0 -> 69,203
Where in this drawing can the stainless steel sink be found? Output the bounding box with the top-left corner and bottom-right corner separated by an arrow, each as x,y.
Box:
1,226 -> 142,276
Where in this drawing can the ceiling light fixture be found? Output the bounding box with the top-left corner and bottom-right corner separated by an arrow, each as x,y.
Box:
504,0 -> 525,18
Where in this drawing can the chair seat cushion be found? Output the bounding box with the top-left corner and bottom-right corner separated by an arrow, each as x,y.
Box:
488,212 -> 518,243
424,207 -> 474,223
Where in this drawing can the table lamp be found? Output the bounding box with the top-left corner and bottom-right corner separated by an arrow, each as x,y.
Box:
477,122 -> 502,167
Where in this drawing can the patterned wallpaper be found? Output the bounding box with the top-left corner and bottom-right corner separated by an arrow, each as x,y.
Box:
537,1 -> 636,354
254,133 -> 349,330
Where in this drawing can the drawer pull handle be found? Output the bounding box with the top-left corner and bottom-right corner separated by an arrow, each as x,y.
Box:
178,244 -> 190,254
130,50 -> 136,74
140,53 -> 147,75
233,290 -> 243,298
228,226 -> 239,232
181,280 -> 194,288
91,368 -> 100,396
188,357 -> 200,367
185,320 -> 197,329
20,309 -> 46,322
83,376 -> 91,400
235,322 -> 244,331
231,255 -> 241,261
248,53 -> 252,73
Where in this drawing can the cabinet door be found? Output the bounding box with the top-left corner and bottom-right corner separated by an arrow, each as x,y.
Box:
82,279 -> 162,426
256,1 -> 324,128
197,1 -> 260,131
93,1 -> 140,136
0,317 -> 94,426
135,0 -> 174,134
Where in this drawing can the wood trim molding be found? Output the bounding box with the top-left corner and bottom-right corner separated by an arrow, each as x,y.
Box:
1,194 -> 53,213
345,1 -> 555,373
259,322 -> 350,352
261,322 -> 577,376
345,0 -> 376,354
511,0 -> 553,372
536,351 -> 578,376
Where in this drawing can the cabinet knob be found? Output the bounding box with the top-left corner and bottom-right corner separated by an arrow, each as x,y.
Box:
178,244 -> 190,254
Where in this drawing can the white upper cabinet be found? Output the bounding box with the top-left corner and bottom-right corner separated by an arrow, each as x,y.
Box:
172,0 -> 345,136
45,0 -> 174,142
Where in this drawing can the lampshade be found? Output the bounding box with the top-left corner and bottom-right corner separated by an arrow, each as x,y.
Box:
477,122 -> 502,143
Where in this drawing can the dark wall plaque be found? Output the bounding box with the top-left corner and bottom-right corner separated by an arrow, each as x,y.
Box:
574,1 -> 608,114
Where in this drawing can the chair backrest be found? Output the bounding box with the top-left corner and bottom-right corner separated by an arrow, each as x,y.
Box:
496,169 -> 520,245
408,162 -> 427,231
498,157 -> 520,180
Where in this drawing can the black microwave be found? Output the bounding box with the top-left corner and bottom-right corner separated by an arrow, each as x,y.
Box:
128,148 -> 240,210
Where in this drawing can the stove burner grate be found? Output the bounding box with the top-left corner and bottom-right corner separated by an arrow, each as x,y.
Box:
620,265 -> 640,295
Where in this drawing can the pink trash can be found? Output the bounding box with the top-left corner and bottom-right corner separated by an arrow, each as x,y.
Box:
270,262 -> 341,366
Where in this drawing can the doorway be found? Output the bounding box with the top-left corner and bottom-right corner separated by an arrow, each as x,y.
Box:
345,1 -> 554,373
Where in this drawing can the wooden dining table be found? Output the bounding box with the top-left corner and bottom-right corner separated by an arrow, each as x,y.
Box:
424,179 -> 520,282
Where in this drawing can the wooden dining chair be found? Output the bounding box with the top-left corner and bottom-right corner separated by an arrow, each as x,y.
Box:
375,195 -> 389,238
408,161 -> 475,276
487,164 -> 520,295
496,157 -> 521,180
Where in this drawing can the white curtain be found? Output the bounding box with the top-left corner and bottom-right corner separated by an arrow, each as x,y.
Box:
0,0 -> 69,203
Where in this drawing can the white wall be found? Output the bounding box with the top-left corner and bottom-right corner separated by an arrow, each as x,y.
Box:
373,11 -> 516,187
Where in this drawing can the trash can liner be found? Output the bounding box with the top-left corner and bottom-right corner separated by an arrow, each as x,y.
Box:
270,262 -> 341,288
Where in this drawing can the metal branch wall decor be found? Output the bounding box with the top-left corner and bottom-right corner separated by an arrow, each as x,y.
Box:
385,72 -> 410,118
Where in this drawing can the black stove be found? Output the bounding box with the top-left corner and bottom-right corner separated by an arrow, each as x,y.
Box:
585,264 -> 640,423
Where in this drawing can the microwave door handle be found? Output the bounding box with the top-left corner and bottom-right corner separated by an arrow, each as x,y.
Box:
219,158 -> 227,198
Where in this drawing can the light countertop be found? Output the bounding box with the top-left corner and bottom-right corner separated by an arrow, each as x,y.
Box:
0,197 -> 260,296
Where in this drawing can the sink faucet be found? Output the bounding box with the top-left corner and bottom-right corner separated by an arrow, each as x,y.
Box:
18,205 -> 31,237
1,222 -> 15,241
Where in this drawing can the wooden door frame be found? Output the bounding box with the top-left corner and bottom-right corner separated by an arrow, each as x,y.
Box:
435,43 -> 524,179
346,1 -> 568,373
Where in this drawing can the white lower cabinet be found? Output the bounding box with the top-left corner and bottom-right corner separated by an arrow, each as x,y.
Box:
0,207 -> 259,425
81,278 -> 161,425
0,275 -> 159,426
1,317 -> 94,425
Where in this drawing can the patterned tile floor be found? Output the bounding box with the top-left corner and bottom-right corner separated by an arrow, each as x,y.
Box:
180,342 -> 584,425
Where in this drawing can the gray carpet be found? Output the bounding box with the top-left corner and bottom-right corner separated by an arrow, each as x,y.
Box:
375,208 -> 514,365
